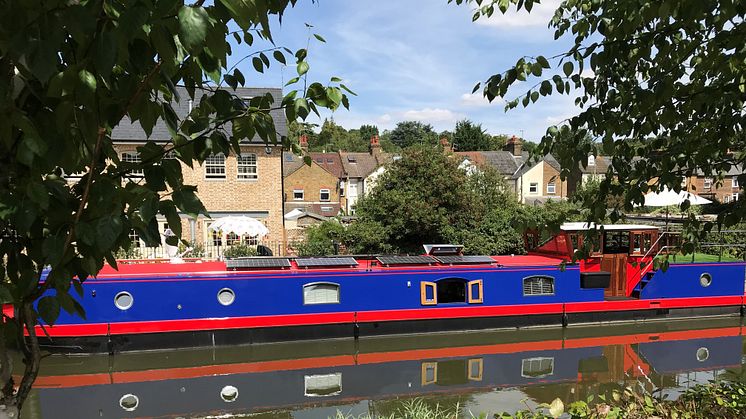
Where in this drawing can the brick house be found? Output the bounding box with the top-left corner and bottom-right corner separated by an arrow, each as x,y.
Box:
282,150 -> 341,218
110,87 -> 286,255
684,166 -> 745,203
339,135 -> 392,215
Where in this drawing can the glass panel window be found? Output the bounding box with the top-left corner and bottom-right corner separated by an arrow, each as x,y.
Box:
703,177 -> 712,189
521,357 -> 554,378
129,229 -> 141,248
529,183 -> 538,194
205,154 -> 226,179
226,233 -> 240,245
303,283 -> 340,304
587,155 -> 595,166
320,189 -> 330,201
304,373 -> 342,397
546,182 -> 556,195
121,152 -> 144,177
237,153 -> 258,180
733,176 -> 739,188
293,190 -> 304,200
523,276 -> 555,296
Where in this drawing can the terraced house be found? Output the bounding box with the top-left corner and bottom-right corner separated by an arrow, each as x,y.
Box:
109,87 -> 286,256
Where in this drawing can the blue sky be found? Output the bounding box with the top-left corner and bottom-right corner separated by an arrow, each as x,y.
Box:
234,0 -> 577,141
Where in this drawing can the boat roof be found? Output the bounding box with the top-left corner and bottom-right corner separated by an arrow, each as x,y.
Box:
560,222 -> 659,231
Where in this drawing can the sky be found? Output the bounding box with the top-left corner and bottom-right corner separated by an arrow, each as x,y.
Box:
232,0 -> 577,141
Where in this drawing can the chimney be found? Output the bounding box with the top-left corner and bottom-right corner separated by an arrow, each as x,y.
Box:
299,134 -> 309,151
369,134 -> 381,156
504,135 -> 522,157
439,137 -> 453,153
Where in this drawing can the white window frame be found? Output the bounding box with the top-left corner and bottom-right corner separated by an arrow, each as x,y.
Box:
521,357 -> 555,378
546,182 -> 556,195
587,155 -> 595,166
303,282 -> 340,305
733,176 -> 739,188
320,206 -> 334,213
205,153 -> 226,180
703,177 -> 713,189
121,152 -> 144,177
293,189 -> 304,201
732,193 -> 740,202
237,153 -> 258,180
529,182 -> 539,194
319,189 -> 331,201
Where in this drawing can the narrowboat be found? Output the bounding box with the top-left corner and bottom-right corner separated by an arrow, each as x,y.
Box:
35,223 -> 746,353
27,319 -> 745,418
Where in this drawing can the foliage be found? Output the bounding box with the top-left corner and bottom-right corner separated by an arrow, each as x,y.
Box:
222,244 -> 258,258
334,397 -> 468,419
358,124 -> 380,143
453,119 -> 497,151
461,0 -> 746,233
350,145 -> 524,254
295,220 -> 346,256
178,241 -> 205,258
0,0 -> 353,411
389,121 -> 439,148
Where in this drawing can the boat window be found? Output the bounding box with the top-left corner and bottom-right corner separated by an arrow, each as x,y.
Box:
603,231 -> 630,254
420,282 -> 437,305
523,276 -> 555,296
217,288 -> 236,306
114,292 -> 134,310
220,385 -> 239,402
421,362 -> 437,385
119,394 -> 139,411
467,280 -> 483,304
700,273 -> 712,287
468,358 -> 483,381
521,357 -> 554,378
303,283 -> 340,305
437,278 -> 466,303
304,373 -> 342,397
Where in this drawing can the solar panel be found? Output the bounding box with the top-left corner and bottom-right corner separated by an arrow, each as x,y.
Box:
295,257 -> 358,268
376,255 -> 436,266
435,255 -> 495,265
226,258 -> 291,270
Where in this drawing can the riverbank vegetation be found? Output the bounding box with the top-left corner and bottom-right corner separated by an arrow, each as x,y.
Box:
331,380 -> 746,418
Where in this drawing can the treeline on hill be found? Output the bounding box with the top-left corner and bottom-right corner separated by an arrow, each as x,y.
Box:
296,145 -> 583,256
288,119 -> 539,153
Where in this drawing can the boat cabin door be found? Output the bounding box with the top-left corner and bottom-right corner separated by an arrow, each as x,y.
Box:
600,231 -> 629,297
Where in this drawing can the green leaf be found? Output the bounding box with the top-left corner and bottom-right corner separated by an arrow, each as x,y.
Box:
549,398 -> 564,418
273,50 -> 286,64
563,61 -> 574,77
252,56 -> 264,73
297,61 -> 309,76
38,296 -> 61,326
178,6 -> 210,54
0,285 -> 13,304
536,55 -> 550,68
313,33 -> 326,43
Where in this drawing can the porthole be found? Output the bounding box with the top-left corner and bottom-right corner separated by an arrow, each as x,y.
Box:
114,292 -> 134,310
220,385 -> 238,402
696,347 -> 710,362
217,288 -> 236,306
699,273 -> 712,288
119,394 -> 139,411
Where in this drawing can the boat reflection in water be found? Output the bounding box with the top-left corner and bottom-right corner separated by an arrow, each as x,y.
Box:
23,318 -> 746,419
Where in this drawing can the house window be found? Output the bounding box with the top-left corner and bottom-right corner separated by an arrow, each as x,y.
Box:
303,282 -> 340,305
523,276 -> 555,296
226,233 -> 240,246
205,154 -> 226,179
733,176 -> 740,188
521,357 -> 554,378
529,182 -> 538,194
304,373 -> 342,397
546,182 -> 556,195
121,152 -> 144,177
237,153 -> 258,180
320,189 -> 330,201
327,158 -> 334,163
731,193 -> 740,202
347,156 -> 357,163
128,229 -> 142,248
293,189 -> 304,200
681,177 -> 688,188
587,155 -> 595,166
211,229 -> 222,246
315,158 -> 323,164
703,177 -> 713,189
339,181 -> 345,196
320,206 -> 334,214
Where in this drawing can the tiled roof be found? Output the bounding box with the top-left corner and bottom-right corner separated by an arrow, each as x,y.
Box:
282,152 -> 307,177
456,151 -> 525,176
111,86 -> 286,144
340,151 -> 389,178
309,152 -> 345,178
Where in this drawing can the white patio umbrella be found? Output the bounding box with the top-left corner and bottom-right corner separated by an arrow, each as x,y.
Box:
208,215 -> 269,238
640,187 -> 712,239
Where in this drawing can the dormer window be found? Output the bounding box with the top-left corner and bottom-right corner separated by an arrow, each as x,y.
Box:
347,156 -> 357,163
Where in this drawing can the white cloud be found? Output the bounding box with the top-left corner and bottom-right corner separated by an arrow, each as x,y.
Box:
474,0 -> 561,28
400,108 -> 464,124
460,92 -> 503,107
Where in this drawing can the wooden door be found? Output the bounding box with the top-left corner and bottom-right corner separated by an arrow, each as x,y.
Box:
601,254 -> 628,297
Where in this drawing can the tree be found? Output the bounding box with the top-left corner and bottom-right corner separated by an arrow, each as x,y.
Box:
287,121 -> 318,146
358,124 -> 379,143
350,145 -> 524,254
389,121 -> 439,148
0,0 -> 352,412
452,119 -> 492,151
462,0 -> 746,233
295,221 -> 346,256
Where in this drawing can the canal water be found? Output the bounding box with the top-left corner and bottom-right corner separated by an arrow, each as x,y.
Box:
22,317 -> 746,418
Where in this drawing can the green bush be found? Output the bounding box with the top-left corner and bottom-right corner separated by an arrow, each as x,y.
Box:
223,244 -> 258,258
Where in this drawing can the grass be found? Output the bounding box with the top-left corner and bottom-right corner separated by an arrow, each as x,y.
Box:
669,252 -> 744,263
